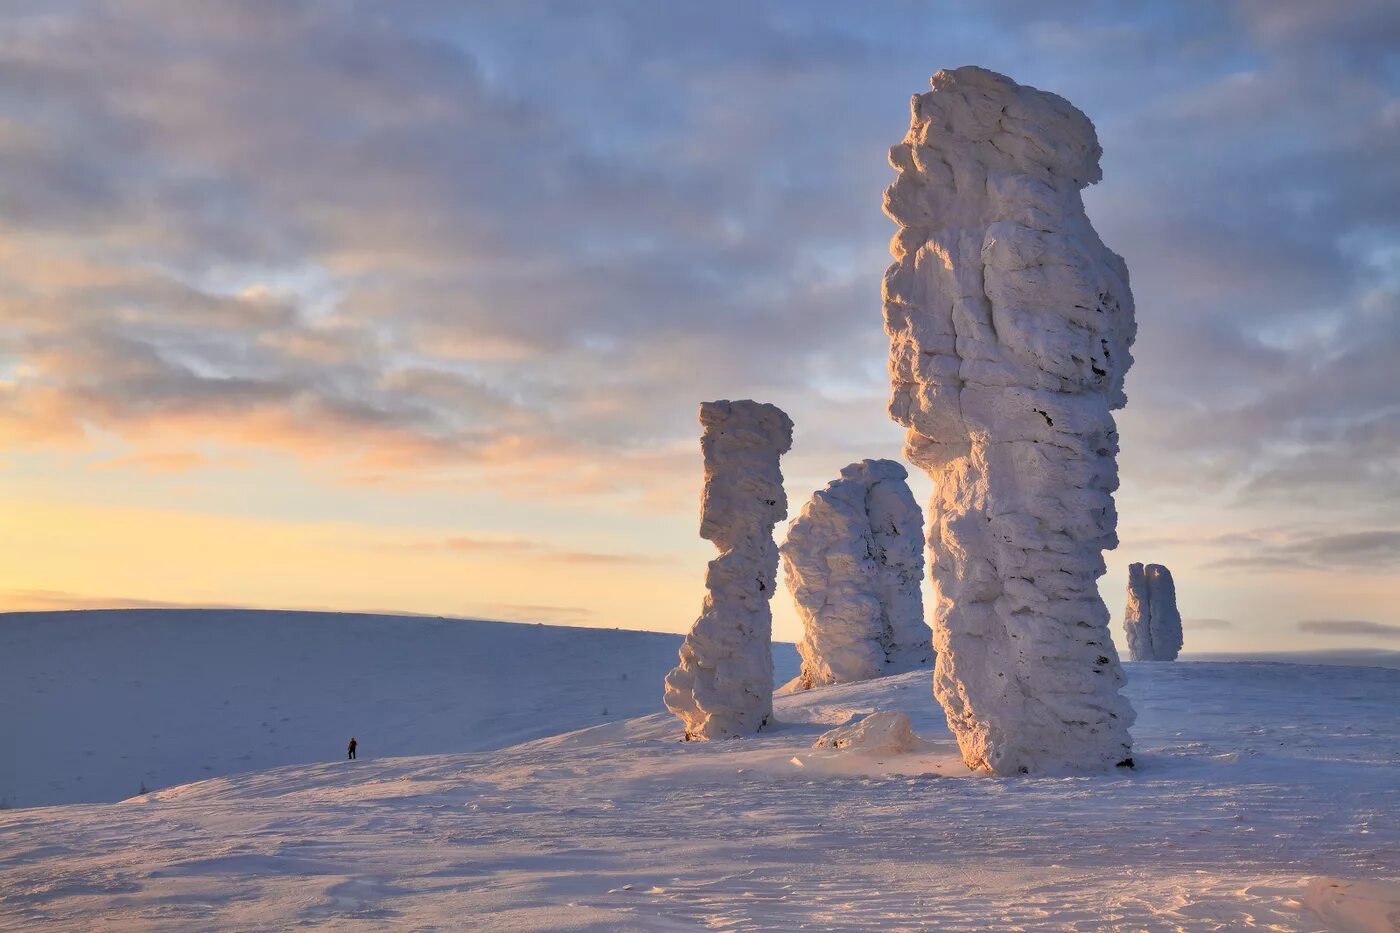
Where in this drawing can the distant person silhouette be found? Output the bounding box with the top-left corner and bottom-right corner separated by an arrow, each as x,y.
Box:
347,737 -> 357,760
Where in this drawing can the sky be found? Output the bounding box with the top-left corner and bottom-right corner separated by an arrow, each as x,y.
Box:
1,1 -> 1397,652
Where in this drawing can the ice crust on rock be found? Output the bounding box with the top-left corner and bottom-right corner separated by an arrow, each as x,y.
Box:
813,710 -> 922,755
781,459 -> 932,689
1124,563 -> 1183,662
882,66 -> 1136,774
664,400 -> 794,739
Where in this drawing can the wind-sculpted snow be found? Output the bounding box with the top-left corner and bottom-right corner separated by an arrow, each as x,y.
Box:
813,710 -> 923,755
665,400 -> 793,739
781,459 -> 931,689
882,66 -> 1136,774
1125,562 -> 1184,661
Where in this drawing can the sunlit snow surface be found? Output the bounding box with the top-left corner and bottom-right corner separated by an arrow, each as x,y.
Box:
2,613 -> 1398,930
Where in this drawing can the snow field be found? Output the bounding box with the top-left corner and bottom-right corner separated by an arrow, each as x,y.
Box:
2,643 -> 1397,931
0,608 -> 802,808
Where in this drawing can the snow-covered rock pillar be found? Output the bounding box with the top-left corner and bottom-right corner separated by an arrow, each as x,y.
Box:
882,66 -> 1137,774
1124,563 -> 1183,661
665,400 -> 794,739
780,459 -> 932,689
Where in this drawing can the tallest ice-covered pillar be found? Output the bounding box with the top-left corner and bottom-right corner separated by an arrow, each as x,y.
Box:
882,66 -> 1136,774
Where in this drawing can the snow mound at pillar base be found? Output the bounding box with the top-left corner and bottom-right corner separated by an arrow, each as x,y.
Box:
813,710 -> 922,755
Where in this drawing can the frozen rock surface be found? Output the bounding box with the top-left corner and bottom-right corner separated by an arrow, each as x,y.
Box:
813,710 -> 922,755
665,400 -> 794,739
1124,563 -> 1183,661
882,66 -> 1137,774
781,459 -> 931,689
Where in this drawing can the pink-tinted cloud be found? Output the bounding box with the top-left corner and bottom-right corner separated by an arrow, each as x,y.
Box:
394,535 -> 667,567
0,0 -> 1396,634
1297,619 -> 1400,640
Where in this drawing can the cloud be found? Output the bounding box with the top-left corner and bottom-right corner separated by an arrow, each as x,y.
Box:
1118,524 -> 1400,574
0,590 -> 237,611
1213,529 -> 1400,572
0,588 -> 599,626
1297,619 -> 1400,640
395,536 -> 667,567
477,602 -> 596,624
0,0 -> 1394,538
1185,618 -> 1233,630
0,2 -> 907,502
89,451 -> 214,473
1236,0 -> 1400,75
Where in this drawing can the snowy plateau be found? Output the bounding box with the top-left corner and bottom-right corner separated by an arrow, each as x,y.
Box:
2,609 -> 1399,931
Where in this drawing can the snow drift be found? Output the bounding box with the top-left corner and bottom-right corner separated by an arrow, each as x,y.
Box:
813,710 -> 923,755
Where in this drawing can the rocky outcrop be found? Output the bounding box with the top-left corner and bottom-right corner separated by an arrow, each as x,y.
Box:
1124,563 -> 1183,661
882,66 -> 1137,774
781,459 -> 931,689
664,400 -> 794,739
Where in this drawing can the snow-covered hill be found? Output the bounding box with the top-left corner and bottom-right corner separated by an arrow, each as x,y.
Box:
2,660 -> 1397,931
5,609 -> 1399,930
0,609 -> 803,808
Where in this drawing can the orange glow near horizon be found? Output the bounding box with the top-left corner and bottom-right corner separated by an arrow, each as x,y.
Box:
6,483 -> 1399,654
0,495 -> 708,633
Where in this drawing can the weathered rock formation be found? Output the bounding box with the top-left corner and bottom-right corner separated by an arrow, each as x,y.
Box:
781,459 -> 931,689
1124,563 -> 1183,661
664,400 -> 794,739
882,66 -> 1137,774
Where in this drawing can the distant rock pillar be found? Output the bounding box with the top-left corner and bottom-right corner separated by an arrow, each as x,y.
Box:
664,400 -> 793,739
1124,563 -> 1183,661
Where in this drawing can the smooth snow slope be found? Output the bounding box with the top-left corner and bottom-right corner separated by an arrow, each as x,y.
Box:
1185,650 -> 1400,670
2,662 -> 1397,931
0,609 -> 802,808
